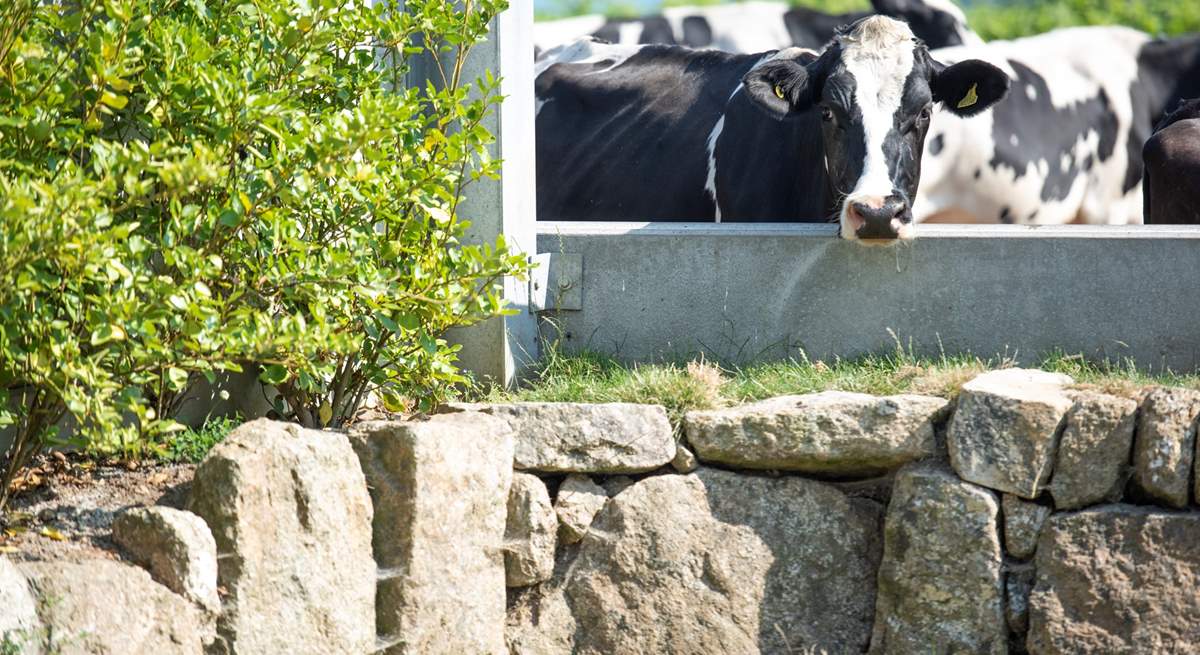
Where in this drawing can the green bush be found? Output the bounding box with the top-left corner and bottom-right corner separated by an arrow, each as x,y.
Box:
968,0 -> 1200,41
0,0 -> 528,512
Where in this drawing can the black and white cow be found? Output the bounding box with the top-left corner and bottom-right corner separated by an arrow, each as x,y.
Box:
1143,98 -> 1200,225
914,27 -> 1200,225
535,16 -> 1009,241
532,0 -> 981,56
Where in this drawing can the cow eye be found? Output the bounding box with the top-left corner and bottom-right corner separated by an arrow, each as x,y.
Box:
821,107 -> 834,123
919,105 -> 932,121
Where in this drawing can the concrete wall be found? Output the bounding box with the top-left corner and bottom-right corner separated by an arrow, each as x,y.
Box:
407,1 -> 539,387
536,222 -> 1200,371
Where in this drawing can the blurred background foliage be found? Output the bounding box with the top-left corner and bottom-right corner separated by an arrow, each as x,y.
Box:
535,0 -> 1200,40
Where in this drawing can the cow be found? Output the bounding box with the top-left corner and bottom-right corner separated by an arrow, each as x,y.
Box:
1143,98 -> 1200,224
913,27 -> 1200,225
532,0 -> 981,56
535,16 -> 1010,242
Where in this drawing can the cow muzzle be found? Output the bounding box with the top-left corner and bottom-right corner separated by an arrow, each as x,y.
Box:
843,196 -> 913,243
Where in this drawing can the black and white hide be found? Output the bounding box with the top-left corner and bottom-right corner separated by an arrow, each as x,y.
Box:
915,27 -> 1200,225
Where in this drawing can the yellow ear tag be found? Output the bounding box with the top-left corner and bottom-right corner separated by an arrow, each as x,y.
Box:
774,84 -> 785,100
957,83 -> 978,109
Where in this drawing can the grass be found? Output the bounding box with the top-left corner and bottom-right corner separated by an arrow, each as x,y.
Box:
481,343 -> 1200,424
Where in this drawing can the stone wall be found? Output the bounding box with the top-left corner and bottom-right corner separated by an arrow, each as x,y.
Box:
5,369 -> 1200,654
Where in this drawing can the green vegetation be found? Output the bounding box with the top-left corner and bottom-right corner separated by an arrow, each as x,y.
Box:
969,0 -> 1200,41
0,0 -> 526,513
488,345 -> 1200,425
160,415 -> 241,464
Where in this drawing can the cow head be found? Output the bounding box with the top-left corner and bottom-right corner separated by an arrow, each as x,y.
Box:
742,16 -> 1008,241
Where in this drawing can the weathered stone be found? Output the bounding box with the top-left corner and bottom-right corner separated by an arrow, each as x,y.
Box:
948,369 -> 1074,498
1002,494 -> 1053,560
0,557 -> 40,653
466,402 -> 674,473
870,464 -> 1005,655
1006,563 -> 1036,636
350,414 -> 513,655
1049,391 -> 1137,510
112,506 -> 219,613
554,474 -> 607,545
505,473 -> 557,587
21,559 -> 212,654
1029,506 -> 1200,654
670,443 -> 698,473
685,391 -> 949,475
554,469 -> 883,654
188,418 -> 375,655
506,550 -> 580,655
506,583 -> 577,655
1131,387 -> 1200,508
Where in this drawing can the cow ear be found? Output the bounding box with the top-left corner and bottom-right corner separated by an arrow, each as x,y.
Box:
742,55 -> 821,120
931,58 -> 1010,117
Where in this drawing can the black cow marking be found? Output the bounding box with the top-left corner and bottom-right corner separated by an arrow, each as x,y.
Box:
973,167 -> 981,179
1027,209 -> 1038,221
987,60 -> 1118,202
593,16 -> 677,46
681,16 -> 713,48
998,206 -> 1012,223
929,133 -> 944,155
783,7 -> 870,50
554,0 -> 977,56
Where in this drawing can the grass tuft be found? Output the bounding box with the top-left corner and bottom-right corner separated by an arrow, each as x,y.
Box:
481,343 -> 1200,422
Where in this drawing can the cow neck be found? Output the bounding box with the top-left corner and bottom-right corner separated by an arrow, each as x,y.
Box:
716,88 -> 835,222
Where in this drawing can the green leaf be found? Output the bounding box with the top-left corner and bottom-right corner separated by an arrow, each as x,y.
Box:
90,324 -> 127,345
166,367 -> 190,390
100,91 -> 128,110
260,365 -> 289,386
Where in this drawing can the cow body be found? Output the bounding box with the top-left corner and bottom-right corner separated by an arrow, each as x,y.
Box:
535,43 -> 824,222
536,17 -> 1009,241
532,0 -> 980,55
1143,98 -> 1200,224
915,27 -> 1200,225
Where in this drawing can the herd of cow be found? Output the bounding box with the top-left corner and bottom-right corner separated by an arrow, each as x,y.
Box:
531,0 -> 1200,240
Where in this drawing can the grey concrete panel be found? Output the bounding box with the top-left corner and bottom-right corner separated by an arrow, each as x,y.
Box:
536,223 -> 1200,371
408,2 -> 539,387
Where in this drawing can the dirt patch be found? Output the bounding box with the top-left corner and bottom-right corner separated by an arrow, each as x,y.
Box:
2,456 -> 195,564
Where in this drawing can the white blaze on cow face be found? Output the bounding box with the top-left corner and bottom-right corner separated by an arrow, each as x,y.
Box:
838,18 -> 918,241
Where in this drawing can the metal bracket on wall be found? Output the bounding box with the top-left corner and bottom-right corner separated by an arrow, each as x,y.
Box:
529,253 -> 582,312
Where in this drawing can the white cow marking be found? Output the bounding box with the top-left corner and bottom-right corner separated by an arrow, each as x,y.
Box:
534,38 -> 643,78
838,17 -> 917,238
704,115 -> 726,222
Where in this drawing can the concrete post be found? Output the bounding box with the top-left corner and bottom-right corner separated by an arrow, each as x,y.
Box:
407,1 -> 539,388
